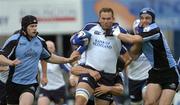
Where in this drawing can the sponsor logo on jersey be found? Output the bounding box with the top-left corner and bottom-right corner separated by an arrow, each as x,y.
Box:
82,77 -> 88,81
94,31 -> 101,35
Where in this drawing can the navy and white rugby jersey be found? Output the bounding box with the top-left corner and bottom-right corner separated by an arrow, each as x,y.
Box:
38,62 -> 65,90
139,23 -> 176,69
81,22 -> 127,74
0,33 -> 51,85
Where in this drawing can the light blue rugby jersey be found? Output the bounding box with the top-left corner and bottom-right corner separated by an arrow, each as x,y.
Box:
0,33 -> 51,85
140,23 -> 176,69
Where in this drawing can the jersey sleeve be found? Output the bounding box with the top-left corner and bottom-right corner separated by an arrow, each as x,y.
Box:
112,23 -> 128,34
40,40 -> 51,60
0,35 -> 20,58
120,45 -> 127,55
139,23 -> 161,42
81,22 -> 97,31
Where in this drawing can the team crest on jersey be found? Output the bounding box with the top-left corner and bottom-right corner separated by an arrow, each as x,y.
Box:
19,42 -> 26,46
34,41 -> 40,46
24,48 -> 38,58
94,31 -> 101,35
82,77 -> 88,81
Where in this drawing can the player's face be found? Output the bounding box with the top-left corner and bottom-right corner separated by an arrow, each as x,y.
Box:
99,12 -> 114,30
26,24 -> 38,37
140,14 -> 152,27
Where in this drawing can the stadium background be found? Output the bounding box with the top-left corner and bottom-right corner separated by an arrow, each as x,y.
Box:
0,0 -> 179,60
0,0 -> 180,104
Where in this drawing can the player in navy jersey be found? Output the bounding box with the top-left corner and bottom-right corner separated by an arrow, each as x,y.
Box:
70,8 -> 142,105
0,15 -> 79,105
38,41 -> 71,105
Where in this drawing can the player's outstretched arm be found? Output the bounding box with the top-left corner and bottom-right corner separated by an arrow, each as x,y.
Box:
112,27 -> 143,44
40,60 -> 48,86
47,51 -> 80,64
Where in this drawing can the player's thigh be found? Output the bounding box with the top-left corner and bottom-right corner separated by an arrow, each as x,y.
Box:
144,83 -> 162,103
76,82 -> 94,97
76,73 -> 97,98
158,89 -> 176,105
19,92 -> 34,105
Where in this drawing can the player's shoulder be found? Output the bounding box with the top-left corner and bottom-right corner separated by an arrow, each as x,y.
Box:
36,35 -> 47,46
112,22 -> 122,29
83,22 -> 99,31
8,33 -> 21,40
4,33 -> 22,45
37,35 -> 45,42
113,22 -> 127,33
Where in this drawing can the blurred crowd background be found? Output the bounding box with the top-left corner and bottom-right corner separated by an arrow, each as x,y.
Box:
0,0 -> 179,60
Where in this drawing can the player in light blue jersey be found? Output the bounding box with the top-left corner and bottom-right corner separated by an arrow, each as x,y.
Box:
128,8 -> 179,105
104,7 -> 179,105
0,31 -> 21,105
0,15 -> 79,105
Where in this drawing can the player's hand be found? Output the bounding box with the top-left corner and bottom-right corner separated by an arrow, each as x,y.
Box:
69,74 -> 79,87
112,26 -> 121,37
41,76 -> 48,86
88,70 -> 101,81
94,84 -> 110,96
68,51 -> 80,63
11,58 -> 21,66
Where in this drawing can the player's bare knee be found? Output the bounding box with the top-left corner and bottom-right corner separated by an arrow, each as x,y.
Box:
75,95 -> 87,105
